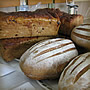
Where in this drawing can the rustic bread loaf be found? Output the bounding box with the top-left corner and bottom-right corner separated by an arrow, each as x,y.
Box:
0,10 -> 60,39
59,12 -> 84,36
35,8 -> 84,36
0,36 -> 54,61
58,52 -> 90,90
71,24 -> 90,51
20,38 -> 78,80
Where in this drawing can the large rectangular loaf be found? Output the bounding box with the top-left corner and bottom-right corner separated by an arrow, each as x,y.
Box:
0,10 -> 60,39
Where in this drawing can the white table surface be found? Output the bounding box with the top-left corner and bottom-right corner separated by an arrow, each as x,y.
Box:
0,57 -> 45,90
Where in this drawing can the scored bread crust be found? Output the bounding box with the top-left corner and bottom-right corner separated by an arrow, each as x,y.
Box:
58,52 -> 90,90
71,24 -> 90,51
20,38 -> 78,80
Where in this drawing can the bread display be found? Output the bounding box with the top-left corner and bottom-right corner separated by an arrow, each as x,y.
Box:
0,36 -> 54,61
58,52 -> 90,90
0,7 -> 89,90
71,24 -> 90,51
20,38 -> 78,80
0,10 -> 60,39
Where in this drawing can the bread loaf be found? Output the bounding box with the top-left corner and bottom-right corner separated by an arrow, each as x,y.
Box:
59,13 -> 84,36
35,8 -> 84,36
0,36 -> 54,61
71,24 -> 90,51
20,38 -> 78,80
0,10 -> 60,39
58,52 -> 90,90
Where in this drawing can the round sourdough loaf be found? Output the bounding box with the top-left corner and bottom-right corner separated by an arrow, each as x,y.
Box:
19,38 -> 78,80
58,52 -> 90,90
71,24 -> 90,51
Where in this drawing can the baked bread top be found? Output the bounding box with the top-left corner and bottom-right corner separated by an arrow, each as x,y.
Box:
0,8 -> 60,22
20,38 -> 78,80
71,24 -> 90,51
58,52 -> 90,90
0,8 -> 61,39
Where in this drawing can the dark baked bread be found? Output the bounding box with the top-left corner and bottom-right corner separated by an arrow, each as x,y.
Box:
0,10 -> 60,39
20,38 -> 78,80
36,8 -> 84,36
58,52 -> 90,90
58,12 -> 84,36
0,36 -> 54,61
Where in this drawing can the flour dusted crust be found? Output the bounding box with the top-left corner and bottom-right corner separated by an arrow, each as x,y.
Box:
20,38 -> 78,80
71,24 -> 90,51
58,52 -> 90,90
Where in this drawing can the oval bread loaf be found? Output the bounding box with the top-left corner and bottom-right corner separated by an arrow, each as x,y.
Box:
71,24 -> 90,51
58,52 -> 90,90
20,38 -> 78,80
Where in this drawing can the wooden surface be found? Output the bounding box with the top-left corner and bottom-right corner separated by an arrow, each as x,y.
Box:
0,0 -> 72,7
28,0 -> 52,5
55,0 -> 72,3
28,0 -> 72,5
0,0 -> 89,8
74,0 -> 90,2
0,0 -> 20,8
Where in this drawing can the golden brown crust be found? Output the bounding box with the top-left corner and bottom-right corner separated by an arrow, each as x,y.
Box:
0,8 -> 61,39
37,8 -> 84,36
1,8 -> 60,21
0,8 -> 83,38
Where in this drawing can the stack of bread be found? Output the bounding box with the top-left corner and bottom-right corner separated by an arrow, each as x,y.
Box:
0,8 -> 83,61
0,8 -> 90,90
0,8 -> 61,61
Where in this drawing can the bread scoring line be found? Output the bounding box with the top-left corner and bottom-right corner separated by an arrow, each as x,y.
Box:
33,42 -> 73,58
36,47 -> 76,64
